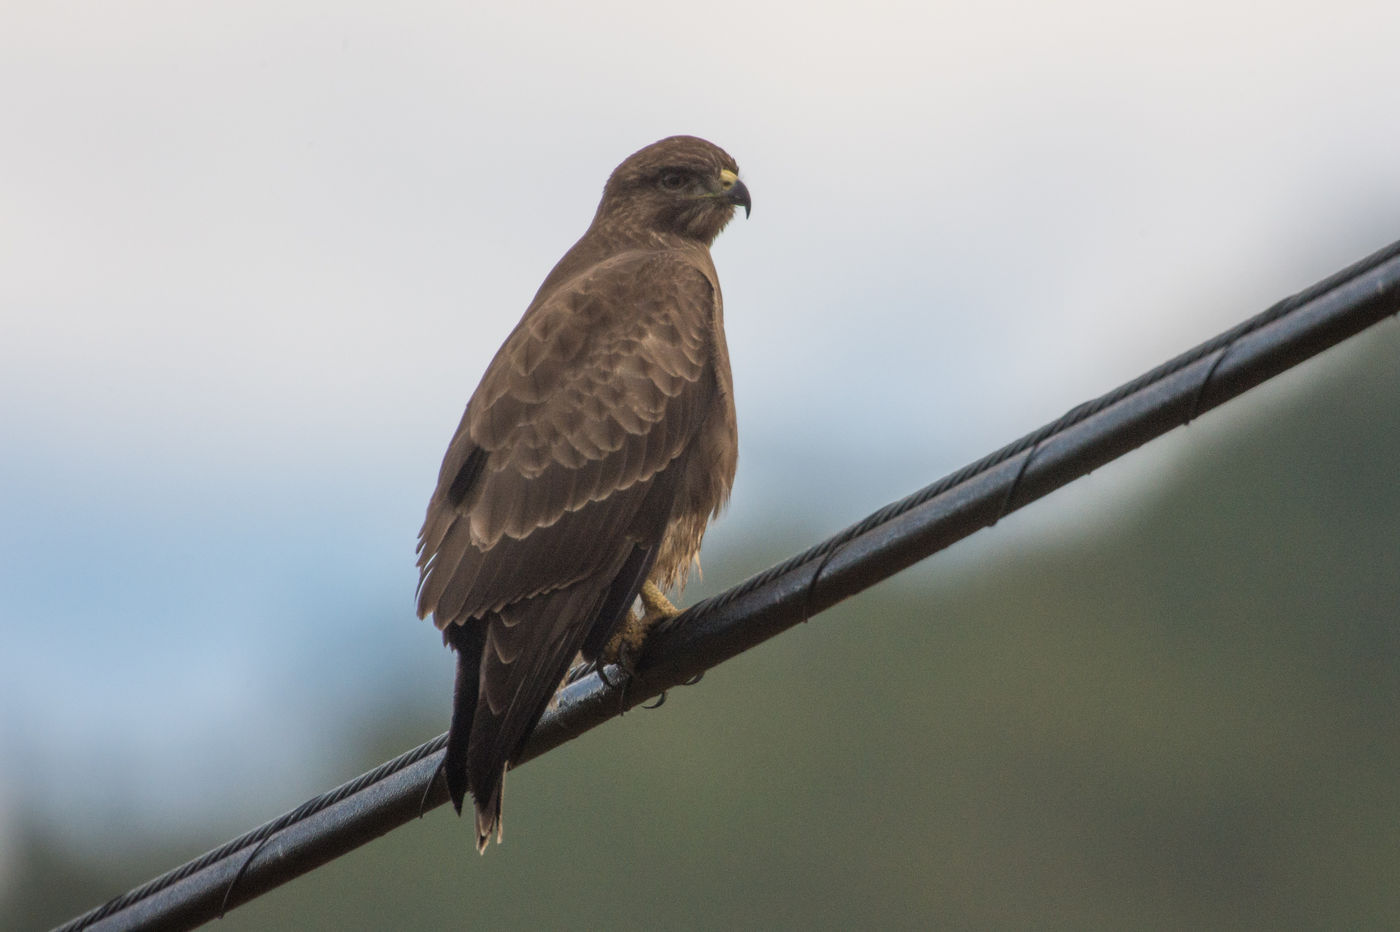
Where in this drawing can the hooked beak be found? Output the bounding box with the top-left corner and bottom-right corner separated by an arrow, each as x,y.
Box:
718,169 -> 752,218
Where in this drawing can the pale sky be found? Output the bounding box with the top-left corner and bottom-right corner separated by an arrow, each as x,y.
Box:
3,0 -> 1399,879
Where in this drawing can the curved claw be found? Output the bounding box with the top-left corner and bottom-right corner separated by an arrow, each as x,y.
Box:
642,691 -> 668,710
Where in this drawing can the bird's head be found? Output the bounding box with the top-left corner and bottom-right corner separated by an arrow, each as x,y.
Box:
596,135 -> 751,245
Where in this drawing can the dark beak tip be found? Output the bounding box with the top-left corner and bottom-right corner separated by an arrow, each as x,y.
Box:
728,179 -> 752,219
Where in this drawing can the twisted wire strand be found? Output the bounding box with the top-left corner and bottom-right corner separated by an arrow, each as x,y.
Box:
53,738 -> 447,932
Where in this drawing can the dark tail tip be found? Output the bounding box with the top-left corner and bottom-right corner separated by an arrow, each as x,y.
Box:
444,622 -> 483,819
445,765 -> 468,816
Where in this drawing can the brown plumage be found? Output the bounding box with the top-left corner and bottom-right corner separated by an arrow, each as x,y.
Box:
416,136 -> 750,850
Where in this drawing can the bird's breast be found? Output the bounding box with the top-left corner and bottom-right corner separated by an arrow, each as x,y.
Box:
651,381 -> 737,592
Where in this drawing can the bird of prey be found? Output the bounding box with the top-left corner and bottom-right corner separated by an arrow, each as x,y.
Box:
416,135 -> 750,851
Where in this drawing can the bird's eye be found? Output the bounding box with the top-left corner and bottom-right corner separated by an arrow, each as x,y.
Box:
658,170 -> 689,191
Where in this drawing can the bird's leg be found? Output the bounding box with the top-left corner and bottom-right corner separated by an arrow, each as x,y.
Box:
639,580 -> 679,619
601,581 -> 681,676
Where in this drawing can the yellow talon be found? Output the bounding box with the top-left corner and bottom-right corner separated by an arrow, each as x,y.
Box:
602,581 -> 681,673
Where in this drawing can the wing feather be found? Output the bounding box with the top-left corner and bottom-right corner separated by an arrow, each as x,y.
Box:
417,251 -> 720,629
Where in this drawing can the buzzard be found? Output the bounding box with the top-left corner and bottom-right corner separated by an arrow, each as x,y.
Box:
416,136 -> 750,850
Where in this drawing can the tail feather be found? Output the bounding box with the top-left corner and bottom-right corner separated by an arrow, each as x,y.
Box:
474,778 -> 503,854
443,621 -> 485,816
445,580 -> 615,850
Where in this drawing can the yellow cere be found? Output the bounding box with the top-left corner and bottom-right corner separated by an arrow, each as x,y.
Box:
718,169 -> 738,190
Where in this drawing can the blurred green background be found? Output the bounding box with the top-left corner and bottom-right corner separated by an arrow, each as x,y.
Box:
16,321 -> 1398,930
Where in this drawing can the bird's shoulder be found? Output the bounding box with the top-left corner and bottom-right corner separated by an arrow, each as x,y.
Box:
529,243 -> 720,337
466,246 -> 720,449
